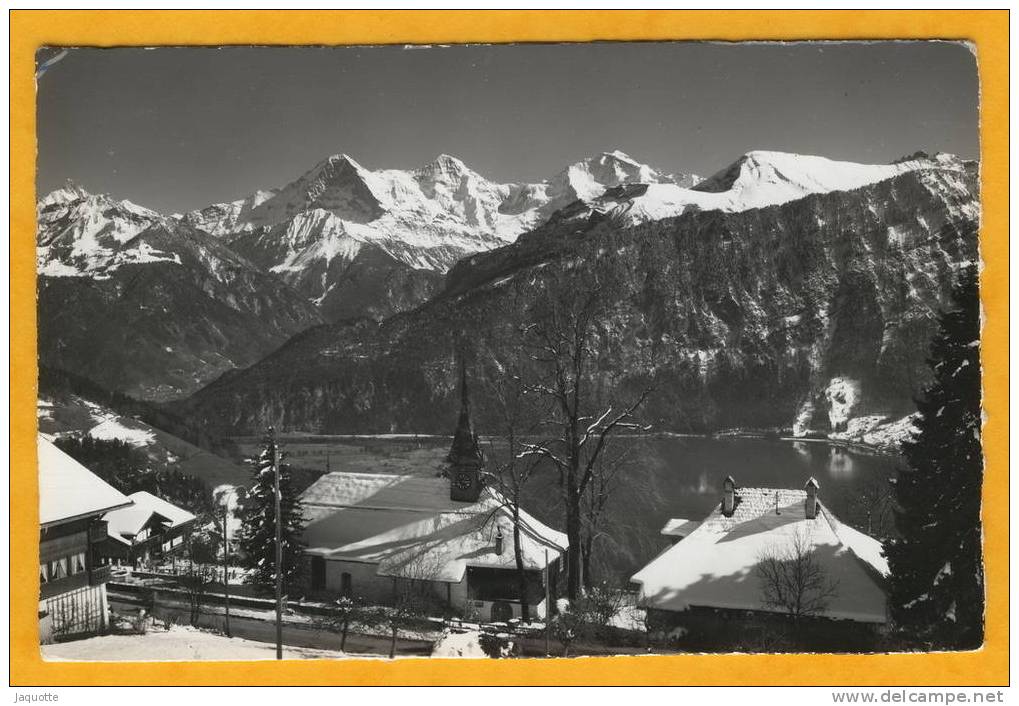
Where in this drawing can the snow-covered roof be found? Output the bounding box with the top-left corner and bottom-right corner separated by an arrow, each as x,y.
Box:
301,472 -> 567,583
660,518 -> 701,538
300,472 -> 468,513
631,486 -> 889,623
104,491 -> 197,539
38,436 -> 133,527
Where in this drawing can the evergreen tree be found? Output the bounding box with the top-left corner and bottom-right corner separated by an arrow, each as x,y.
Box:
54,436 -> 149,490
54,436 -> 213,515
237,428 -> 306,592
886,266 -> 983,648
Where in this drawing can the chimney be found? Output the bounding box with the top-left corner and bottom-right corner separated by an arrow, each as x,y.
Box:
495,527 -> 504,555
804,477 -> 820,519
722,475 -> 736,517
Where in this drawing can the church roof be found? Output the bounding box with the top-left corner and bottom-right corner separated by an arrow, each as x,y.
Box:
300,472 -> 469,513
300,472 -> 567,583
631,486 -> 889,623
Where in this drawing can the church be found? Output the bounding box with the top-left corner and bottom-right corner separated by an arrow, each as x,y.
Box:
299,374 -> 567,622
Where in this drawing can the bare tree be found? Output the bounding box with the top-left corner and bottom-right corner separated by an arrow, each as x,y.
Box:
516,256 -> 652,601
754,527 -> 840,619
847,473 -> 894,538
380,594 -> 426,660
475,322 -> 545,622
317,595 -> 382,653
578,443 -> 630,589
178,532 -> 217,626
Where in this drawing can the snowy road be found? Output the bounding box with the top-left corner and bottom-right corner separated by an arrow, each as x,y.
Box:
109,598 -> 434,658
43,625 -> 354,662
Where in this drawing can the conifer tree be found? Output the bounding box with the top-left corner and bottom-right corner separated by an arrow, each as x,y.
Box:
886,266 -> 983,648
238,428 -> 306,591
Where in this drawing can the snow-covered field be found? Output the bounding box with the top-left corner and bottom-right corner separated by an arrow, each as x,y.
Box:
42,625 -> 364,662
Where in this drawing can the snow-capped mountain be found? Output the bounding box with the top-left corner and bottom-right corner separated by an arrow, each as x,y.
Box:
38,147 -> 978,404
585,150 -> 973,225
179,151 -> 696,320
184,150 -> 693,245
36,186 -> 323,400
37,183 -> 175,278
182,188 -> 278,238
177,157 -> 980,439
177,149 -> 970,323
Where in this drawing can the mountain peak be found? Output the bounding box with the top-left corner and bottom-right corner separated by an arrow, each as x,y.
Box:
601,149 -> 638,163
39,180 -> 93,208
325,152 -> 361,166
433,153 -> 467,168
417,153 -> 471,179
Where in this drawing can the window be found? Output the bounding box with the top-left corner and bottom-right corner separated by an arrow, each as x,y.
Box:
310,557 -> 326,590
39,563 -> 48,584
49,557 -> 67,580
71,552 -> 86,575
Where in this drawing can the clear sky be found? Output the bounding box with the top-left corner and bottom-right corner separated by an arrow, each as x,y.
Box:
36,41 -> 978,214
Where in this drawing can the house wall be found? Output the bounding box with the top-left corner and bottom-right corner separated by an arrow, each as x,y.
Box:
40,518 -> 107,600
96,522 -> 194,566
306,556 -> 552,621
322,559 -> 395,601
646,605 -> 884,652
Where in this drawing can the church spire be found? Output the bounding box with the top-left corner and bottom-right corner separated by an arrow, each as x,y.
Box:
448,356 -> 483,467
448,354 -> 483,501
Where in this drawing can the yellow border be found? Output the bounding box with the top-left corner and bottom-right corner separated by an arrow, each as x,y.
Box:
10,10 -> 1008,686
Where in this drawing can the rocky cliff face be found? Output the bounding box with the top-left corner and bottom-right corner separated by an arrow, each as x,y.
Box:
174,163 -> 979,435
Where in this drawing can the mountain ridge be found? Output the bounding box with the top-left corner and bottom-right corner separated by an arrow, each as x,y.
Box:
171,162 -> 980,436
37,149 -> 976,405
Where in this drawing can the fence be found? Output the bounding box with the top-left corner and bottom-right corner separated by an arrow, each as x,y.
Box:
42,584 -> 108,641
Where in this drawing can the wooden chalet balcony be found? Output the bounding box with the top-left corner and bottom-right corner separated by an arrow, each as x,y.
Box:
88,564 -> 111,586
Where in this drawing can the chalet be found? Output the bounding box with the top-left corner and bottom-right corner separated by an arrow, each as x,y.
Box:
97,491 -> 197,567
631,476 -> 889,648
38,436 -> 132,642
300,374 -> 567,622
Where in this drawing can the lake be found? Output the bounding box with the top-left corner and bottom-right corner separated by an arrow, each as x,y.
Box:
234,433 -> 902,584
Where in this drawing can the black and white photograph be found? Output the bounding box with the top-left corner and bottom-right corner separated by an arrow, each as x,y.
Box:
33,40 -> 983,661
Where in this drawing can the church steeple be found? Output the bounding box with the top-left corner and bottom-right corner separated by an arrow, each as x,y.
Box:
448,356 -> 484,502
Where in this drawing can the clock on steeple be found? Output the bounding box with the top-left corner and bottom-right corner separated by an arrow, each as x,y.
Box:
447,358 -> 484,503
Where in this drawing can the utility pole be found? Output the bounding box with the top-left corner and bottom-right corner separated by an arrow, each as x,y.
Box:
544,549 -> 551,656
222,502 -> 231,638
273,433 -> 284,660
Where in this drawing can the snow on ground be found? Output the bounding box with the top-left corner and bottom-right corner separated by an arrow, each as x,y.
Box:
825,377 -> 861,429
431,630 -> 487,658
608,604 -> 647,632
829,414 -> 918,452
42,625 -> 363,662
87,416 -> 156,446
